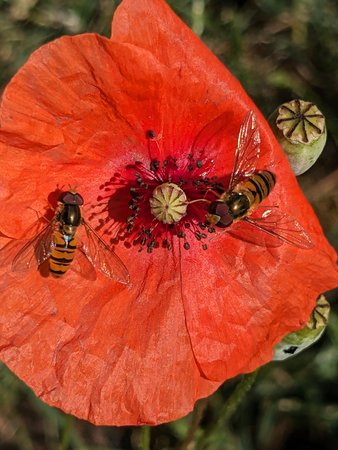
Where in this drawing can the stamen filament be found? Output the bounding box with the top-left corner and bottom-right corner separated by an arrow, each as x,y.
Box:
187,198 -> 210,205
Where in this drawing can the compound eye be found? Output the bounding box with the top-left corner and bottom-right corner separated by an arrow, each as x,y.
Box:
74,193 -> 84,205
60,191 -> 84,205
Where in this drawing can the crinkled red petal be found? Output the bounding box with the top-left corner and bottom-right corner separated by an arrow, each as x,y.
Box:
110,0 -> 338,380
0,0 -> 336,427
0,33 -> 226,425
0,260 -> 221,425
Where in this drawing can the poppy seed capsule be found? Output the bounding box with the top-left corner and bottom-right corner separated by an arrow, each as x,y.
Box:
149,182 -> 188,224
269,99 -> 327,175
273,295 -> 330,361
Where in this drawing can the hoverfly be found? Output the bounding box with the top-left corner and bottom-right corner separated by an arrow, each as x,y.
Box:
0,190 -> 129,283
198,111 -> 313,248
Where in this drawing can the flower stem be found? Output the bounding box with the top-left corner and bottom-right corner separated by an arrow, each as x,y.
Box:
177,398 -> 208,450
139,426 -> 151,450
58,415 -> 74,450
219,370 -> 259,422
196,370 -> 259,449
192,0 -> 205,36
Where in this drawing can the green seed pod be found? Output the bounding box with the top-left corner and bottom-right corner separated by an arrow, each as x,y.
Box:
269,99 -> 327,175
273,295 -> 330,361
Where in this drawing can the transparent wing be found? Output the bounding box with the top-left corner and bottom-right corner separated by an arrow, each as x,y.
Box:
0,239 -> 23,267
228,111 -> 261,190
0,222 -> 55,272
71,251 -> 97,281
80,219 -> 129,284
229,207 -> 313,249
245,217 -> 313,249
191,111 -> 229,156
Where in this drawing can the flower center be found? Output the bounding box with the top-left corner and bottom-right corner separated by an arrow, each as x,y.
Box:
93,142 -> 221,253
120,154 -> 217,253
149,182 -> 187,224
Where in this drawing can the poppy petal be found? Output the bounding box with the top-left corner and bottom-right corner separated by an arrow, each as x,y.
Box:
110,0 -> 299,175
0,31 -> 264,239
111,0 -> 246,106
0,0 -> 337,427
180,234 -> 337,381
111,0 -> 338,380
0,34 -> 166,160
0,250 -> 221,425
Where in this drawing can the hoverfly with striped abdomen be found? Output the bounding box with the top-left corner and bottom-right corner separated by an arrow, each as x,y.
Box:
199,111 -> 313,248
0,190 -> 129,283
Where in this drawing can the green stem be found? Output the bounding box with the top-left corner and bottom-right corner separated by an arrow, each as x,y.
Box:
218,370 -> 259,422
58,415 -> 74,450
177,398 -> 208,450
139,426 -> 151,450
191,0 -> 205,36
196,370 -> 259,449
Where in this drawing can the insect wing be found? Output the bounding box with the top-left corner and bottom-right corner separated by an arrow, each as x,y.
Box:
0,222 -> 56,272
80,220 -> 129,284
228,111 -> 261,190
192,112 -> 228,153
0,238 -> 24,267
71,250 -> 97,281
190,111 -> 233,175
233,207 -> 314,249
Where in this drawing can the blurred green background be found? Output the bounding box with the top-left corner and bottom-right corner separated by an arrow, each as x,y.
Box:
0,0 -> 337,449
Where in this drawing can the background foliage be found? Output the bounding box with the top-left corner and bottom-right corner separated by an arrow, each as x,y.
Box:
0,0 -> 337,449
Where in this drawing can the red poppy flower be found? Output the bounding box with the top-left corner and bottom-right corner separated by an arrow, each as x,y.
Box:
0,0 -> 337,426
